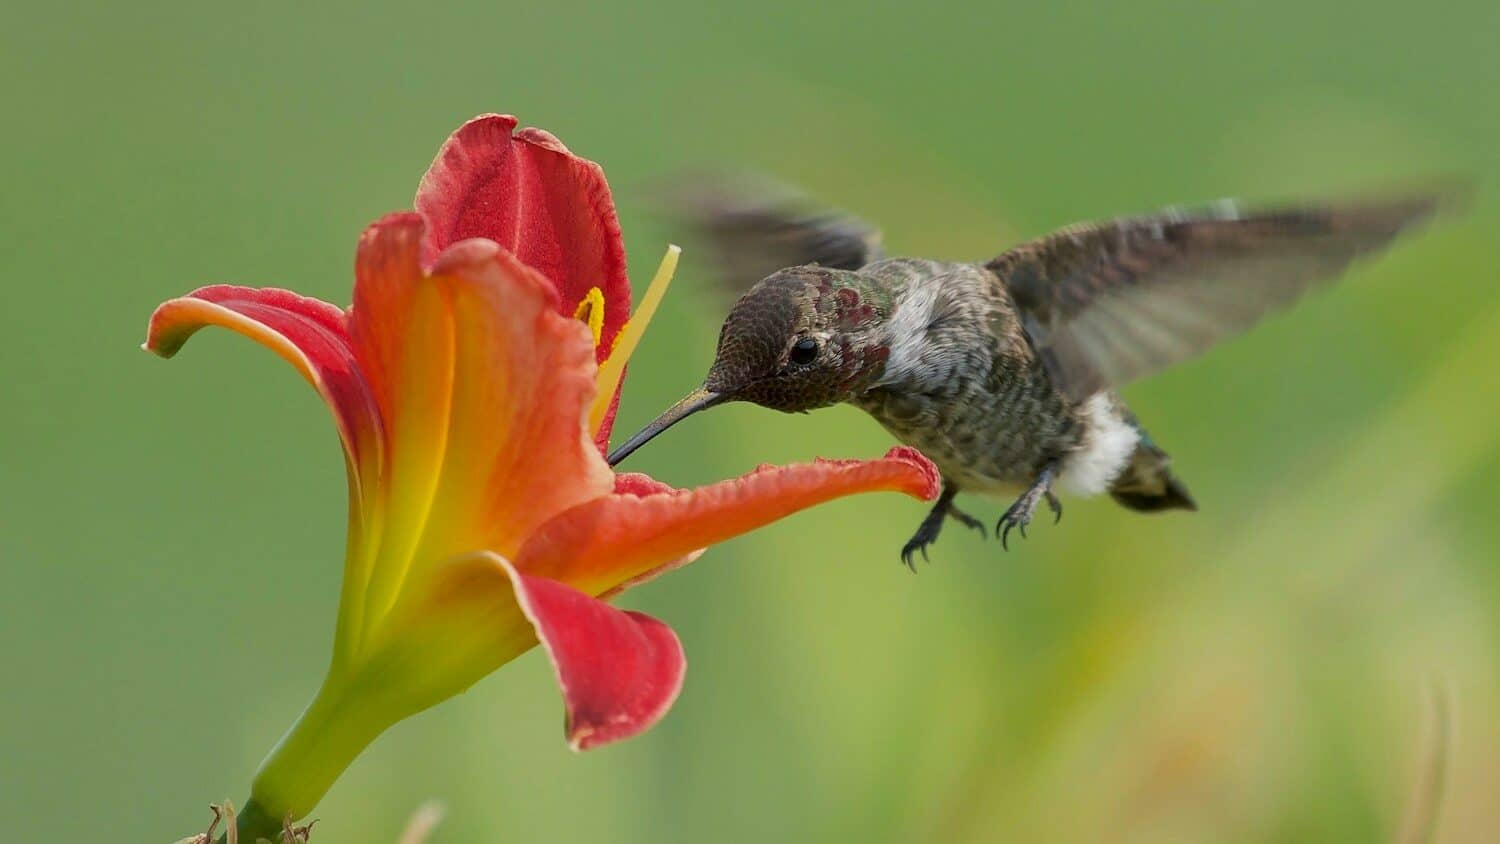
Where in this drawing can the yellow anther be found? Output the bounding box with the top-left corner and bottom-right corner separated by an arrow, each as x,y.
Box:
573,286 -> 606,349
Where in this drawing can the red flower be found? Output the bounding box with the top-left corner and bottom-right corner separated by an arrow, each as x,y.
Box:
145,115 -> 938,823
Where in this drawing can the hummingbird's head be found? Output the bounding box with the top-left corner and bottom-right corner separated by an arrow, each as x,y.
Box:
608,266 -> 893,466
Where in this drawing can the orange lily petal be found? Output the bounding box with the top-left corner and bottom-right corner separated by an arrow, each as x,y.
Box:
513,446 -> 941,597
420,238 -> 614,559
346,216 -> 616,629
347,213 -> 456,633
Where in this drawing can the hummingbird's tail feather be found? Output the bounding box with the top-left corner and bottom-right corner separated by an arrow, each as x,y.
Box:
1108,438 -> 1198,513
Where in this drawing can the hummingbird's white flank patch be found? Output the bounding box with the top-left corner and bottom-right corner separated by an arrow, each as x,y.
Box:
879,283 -> 945,385
1056,393 -> 1140,496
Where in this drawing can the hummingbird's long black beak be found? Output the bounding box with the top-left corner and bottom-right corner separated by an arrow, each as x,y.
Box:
607,387 -> 727,467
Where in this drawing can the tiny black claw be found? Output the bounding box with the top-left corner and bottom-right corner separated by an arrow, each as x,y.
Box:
1047,492 -> 1063,524
899,538 -> 929,572
997,513 -> 1029,551
899,545 -> 915,571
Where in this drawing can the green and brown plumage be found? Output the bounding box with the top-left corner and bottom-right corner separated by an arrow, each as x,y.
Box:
609,179 -> 1448,566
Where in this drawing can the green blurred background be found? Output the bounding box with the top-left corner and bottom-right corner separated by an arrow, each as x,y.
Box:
3,1 -> 1497,841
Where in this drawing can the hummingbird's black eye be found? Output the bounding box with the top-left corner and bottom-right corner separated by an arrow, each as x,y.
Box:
789,337 -> 819,366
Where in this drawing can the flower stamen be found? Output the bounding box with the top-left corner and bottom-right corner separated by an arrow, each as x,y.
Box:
589,244 -> 680,434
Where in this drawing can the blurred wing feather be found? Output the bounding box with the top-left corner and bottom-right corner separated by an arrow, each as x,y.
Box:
655,174 -> 883,297
989,195 -> 1443,399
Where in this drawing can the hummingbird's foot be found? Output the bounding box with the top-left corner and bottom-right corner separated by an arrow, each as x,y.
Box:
901,482 -> 964,570
998,462 -> 1060,550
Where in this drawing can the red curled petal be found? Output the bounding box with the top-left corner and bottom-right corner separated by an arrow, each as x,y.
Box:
144,284 -> 382,474
514,446 -> 941,597
497,560 -> 686,751
415,114 -> 631,362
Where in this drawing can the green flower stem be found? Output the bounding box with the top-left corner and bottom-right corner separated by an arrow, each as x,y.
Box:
217,799 -> 281,843
247,683 -> 393,824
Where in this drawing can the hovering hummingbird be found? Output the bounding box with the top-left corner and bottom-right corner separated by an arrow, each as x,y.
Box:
607,178 -> 1444,567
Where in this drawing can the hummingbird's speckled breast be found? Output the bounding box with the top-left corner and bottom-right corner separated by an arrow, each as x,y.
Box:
849,259 -> 1093,494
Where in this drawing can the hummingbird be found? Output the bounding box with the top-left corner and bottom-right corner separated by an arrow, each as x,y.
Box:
607,178 -> 1444,567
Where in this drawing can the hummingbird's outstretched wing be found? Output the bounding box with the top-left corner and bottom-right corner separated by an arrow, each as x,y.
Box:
988,193 -> 1449,401
654,174 -> 883,298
